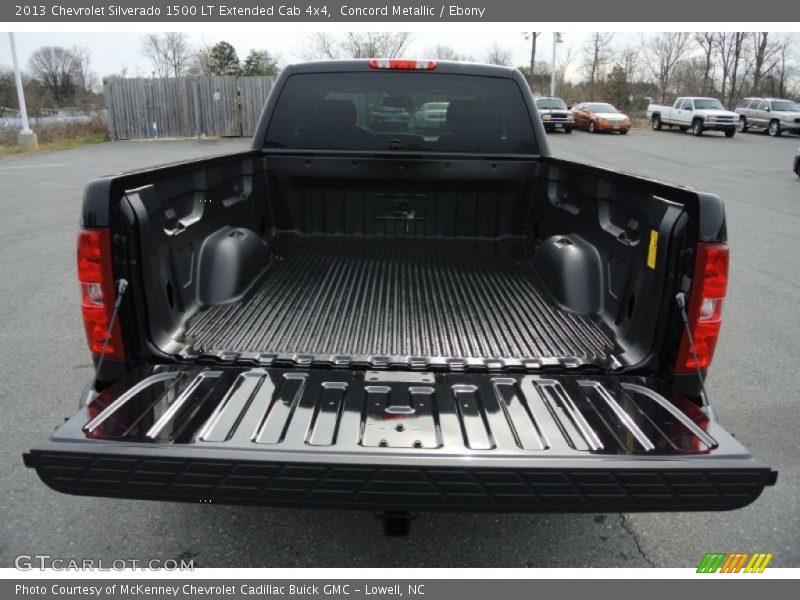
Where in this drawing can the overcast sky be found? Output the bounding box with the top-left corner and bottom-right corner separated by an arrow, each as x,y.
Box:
0,31 -> 611,78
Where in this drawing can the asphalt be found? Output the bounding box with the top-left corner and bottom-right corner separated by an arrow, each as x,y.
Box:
0,130 -> 798,568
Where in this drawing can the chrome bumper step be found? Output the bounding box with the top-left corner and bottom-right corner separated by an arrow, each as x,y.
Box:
25,366 -> 775,512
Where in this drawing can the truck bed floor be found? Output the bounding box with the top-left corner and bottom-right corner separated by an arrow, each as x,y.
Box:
180,235 -> 616,367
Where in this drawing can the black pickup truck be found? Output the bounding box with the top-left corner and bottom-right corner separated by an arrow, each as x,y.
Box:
25,60 -> 775,532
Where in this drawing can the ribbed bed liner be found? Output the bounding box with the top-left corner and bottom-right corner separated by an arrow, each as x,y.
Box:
180,235 -> 617,367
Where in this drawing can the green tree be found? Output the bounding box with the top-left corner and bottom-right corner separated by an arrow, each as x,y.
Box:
0,69 -> 17,111
241,50 -> 279,76
605,64 -> 631,111
208,41 -> 240,75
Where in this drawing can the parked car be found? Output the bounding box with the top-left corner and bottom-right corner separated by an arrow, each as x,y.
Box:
535,97 -> 574,133
367,98 -> 414,132
571,102 -> 630,134
24,59 -> 775,535
414,101 -> 449,132
647,97 -> 737,137
735,97 -> 800,136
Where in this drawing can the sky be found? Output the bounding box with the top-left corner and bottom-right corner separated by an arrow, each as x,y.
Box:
0,31 -> 603,79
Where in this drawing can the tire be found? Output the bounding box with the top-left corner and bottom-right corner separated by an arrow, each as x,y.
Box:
725,128 -> 736,138
768,120 -> 782,137
619,129 -> 628,135
651,115 -> 662,131
588,121 -> 597,133
564,127 -> 573,134
738,117 -> 748,133
692,119 -> 704,136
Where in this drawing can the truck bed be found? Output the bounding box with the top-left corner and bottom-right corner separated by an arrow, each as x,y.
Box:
178,234 -> 618,368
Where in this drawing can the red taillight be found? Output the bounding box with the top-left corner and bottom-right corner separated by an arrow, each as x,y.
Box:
368,58 -> 437,70
77,228 -> 124,359
675,243 -> 729,374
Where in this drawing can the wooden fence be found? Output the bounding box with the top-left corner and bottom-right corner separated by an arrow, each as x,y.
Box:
104,76 -> 276,140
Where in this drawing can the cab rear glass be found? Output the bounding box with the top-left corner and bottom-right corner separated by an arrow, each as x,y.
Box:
264,72 -> 538,153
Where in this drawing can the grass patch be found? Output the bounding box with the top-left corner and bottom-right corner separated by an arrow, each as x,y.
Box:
0,133 -> 107,155
0,116 -> 109,155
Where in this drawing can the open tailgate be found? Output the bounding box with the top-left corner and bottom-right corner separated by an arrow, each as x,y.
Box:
25,366 -> 775,512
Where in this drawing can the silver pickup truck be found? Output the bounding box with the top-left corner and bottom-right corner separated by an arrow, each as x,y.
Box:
647,97 -> 738,137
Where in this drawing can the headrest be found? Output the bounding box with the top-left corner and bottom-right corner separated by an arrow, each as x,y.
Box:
447,100 -> 497,136
315,99 -> 357,128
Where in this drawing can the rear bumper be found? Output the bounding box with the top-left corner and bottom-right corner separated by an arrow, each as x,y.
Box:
25,446 -> 775,512
25,366 -> 776,513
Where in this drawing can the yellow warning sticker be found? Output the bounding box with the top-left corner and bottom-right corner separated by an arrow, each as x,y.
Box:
647,230 -> 658,269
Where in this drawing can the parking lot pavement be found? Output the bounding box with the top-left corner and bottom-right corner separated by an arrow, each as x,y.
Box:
1,132 -> 797,568
549,127 -> 800,566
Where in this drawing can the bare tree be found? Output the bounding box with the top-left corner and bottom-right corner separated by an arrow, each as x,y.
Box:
484,41 -> 512,66
340,32 -> 413,58
695,33 -> 717,95
582,33 -> 615,98
189,39 -> 214,75
27,46 -> 81,105
423,44 -> 472,62
715,32 -> 747,106
556,43 -> 576,93
620,45 -> 641,83
524,32 -> 542,76
303,32 -> 412,60
303,33 -> 339,60
141,33 -> 192,78
141,34 -> 170,77
164,33 -> 192,77
763,34 -> 799,98
641,32 -> 691,102
749,32 -> 781,95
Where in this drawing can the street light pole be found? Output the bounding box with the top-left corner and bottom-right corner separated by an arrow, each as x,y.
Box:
550,33 -> 557,97
8,32 -> 38,152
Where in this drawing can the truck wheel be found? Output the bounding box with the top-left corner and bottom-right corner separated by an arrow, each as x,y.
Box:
738,117 -> 748,133
692,119 -> 704,136
768,120 -> 782,137
564,127 -> 573,134
588,121 -> 597,133
725,129 -> 736,138
651,115 -> 662,131
619,129 -> 628,135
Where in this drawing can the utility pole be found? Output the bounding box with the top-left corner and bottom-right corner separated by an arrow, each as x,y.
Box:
550,33 -> 558,97
8,32 -> 38,152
